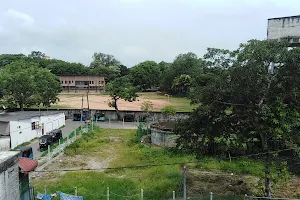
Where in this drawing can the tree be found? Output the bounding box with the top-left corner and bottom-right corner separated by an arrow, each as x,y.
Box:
161,106 -> 176,120
33,69 -> 62,107
130,61 -> 161,90
141,101 -> 154,128
106,76 -> 137,120
176,40 -> 300,197
0,54 -> 26,67
28,51 -> 46,59
119,65 -> 130,76
90,52 -> 121,68
172,74 -> 192,95
47,60 -> 88,75
160,52 -> 205,94
0,60 -> 62,109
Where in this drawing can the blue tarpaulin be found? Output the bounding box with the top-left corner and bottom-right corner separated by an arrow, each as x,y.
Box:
57,192 -> 83,200
36,192 -> 51,200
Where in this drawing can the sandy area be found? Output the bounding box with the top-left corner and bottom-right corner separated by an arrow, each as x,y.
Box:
57,94 -> 170,111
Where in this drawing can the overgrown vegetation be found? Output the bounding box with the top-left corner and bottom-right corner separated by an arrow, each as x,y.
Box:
32,128 -> 290,199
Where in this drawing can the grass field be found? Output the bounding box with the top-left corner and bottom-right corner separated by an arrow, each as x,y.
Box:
31,128 -> 291,200
50,92 -> 197,112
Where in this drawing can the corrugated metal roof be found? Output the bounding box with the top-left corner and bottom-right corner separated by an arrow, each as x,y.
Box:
18,157 -> 38,175
0,111 -> 64,122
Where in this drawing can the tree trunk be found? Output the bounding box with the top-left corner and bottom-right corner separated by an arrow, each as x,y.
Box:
113,97 -> 120,121
261,134 -> 272,197
264,151 -> 272,197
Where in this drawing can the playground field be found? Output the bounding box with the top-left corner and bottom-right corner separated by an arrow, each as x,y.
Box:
54,92 -> 196,112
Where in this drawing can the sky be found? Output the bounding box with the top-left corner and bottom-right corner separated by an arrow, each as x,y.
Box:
0,0 -> 299,67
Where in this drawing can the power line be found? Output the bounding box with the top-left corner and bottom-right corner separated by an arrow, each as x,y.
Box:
29,147 -> 298,173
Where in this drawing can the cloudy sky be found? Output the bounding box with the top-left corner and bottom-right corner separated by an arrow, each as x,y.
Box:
0,0 -> 298,66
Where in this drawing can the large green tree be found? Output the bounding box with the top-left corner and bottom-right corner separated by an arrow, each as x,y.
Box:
130,61 -> 161,90
0,60 -> 62,109
106,76 -> 137,120
176,40 -> 300,197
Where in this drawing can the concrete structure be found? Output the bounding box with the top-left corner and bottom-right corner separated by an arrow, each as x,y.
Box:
59,75 -> 106,93
0,151 -> 20,200
267,15 -> 300,46
151,128 -> 178,147
0,111 -> 65,149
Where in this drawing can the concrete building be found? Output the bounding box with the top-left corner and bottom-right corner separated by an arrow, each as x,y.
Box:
59,75 -> 106,93
0,151 -> 20,200
0,111 -> 65,149
267,15 -> 300,46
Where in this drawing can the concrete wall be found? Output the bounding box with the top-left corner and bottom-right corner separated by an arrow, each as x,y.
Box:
268,16 -> 300,40
63,109 -> 190,121
151,128 -> 178,147
0,121 -> 9,136
0,151 -> 20,200
0,137 -> 10,151
9,112 -> 65,149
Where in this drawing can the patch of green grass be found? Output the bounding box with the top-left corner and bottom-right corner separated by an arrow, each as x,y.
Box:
137,92 -> 197,112
33,128 -> 276,199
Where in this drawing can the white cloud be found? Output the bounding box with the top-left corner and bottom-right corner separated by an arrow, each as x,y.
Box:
6,9 -> 34,25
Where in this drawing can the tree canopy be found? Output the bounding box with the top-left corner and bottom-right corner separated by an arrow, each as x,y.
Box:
175,40 -> 300,197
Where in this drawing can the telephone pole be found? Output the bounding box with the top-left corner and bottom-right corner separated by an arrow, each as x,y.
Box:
81,94 -> 84,122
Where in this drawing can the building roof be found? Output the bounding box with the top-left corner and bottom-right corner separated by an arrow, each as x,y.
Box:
0,111 -> 64,122
0,151 -> 19,163
268,15 -> 300,20
18,157 -> 38,175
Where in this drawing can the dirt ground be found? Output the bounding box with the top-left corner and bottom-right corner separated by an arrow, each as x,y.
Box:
57,94 -> 170,111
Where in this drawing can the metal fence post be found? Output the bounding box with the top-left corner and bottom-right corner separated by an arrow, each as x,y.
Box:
75,187 -> 77,196
109,118 -> 111,128
107,187 -> 109,200
244,194 -> 247,200
173,191 -> 175,200
183,166 -> 187,200
210,192 -> 213,200
141,188 -> 143,200
123,118 -> 125,128
48,145 -> 51,161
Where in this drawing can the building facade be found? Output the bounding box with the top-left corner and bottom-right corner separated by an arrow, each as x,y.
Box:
0,151 -> 20,200
59,75 -> 106,93
267,15 -> 300,46
0,111 -> 65,149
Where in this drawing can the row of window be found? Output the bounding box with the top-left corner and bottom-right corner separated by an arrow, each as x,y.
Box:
61,81 -> 104,84
31,121 -> 40,130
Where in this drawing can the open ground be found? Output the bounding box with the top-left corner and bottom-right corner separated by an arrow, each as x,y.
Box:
31,128 -> 300,200
54,92 -> 196,112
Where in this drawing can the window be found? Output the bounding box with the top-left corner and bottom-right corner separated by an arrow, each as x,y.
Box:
61,81 -> 63,84
99,81 -> 101,84
65,81 -> 67,84
31,122 -> 39,130
69,81 -> 71,84
101,81 -> 104,84
92,81 -> 94,84
293,38 -> 299,43
72,80 -> 74,83
89,81 -> 91,84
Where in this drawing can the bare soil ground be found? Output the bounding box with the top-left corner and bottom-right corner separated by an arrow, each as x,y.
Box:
57,94 -> 171,111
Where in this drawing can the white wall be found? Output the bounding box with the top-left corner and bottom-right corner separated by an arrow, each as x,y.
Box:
9,112 -> 65,149
40,112 -> 65,134
0,137 -> 10,151
0,154 -> 20,200
268,17 -> 300,39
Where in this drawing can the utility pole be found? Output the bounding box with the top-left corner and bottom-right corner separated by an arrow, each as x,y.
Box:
81,94 -> 84,122
183,166 -> 187,200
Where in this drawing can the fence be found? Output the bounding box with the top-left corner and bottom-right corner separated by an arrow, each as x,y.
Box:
38,122 -> 93,164
137,122 -> 151,142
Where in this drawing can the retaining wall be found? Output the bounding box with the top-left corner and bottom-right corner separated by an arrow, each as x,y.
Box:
151,128 -> 178,148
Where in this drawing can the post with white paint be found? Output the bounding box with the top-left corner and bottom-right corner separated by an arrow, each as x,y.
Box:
75,187 -> 77,196
109,118 -> 111,128
48,145 -> 51,161
183,166 -> 187,200
141,188 -> 144,200
107,187 -> 110,200
210,192 -> 213,200
123,118 -> 125,128
44,185 -> 47,196
173,191 -> 175,200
